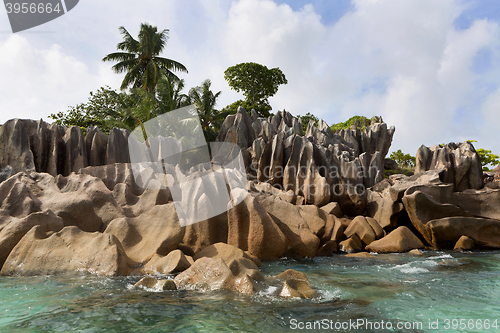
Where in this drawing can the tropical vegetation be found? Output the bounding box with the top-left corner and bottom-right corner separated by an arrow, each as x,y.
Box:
223,62 -> 287,118
102,23 -> 188,94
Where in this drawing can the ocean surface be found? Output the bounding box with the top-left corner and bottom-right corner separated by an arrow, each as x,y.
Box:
1,250 -> 499,333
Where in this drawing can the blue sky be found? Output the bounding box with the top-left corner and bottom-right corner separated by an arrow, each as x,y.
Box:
1,0 -> 500,157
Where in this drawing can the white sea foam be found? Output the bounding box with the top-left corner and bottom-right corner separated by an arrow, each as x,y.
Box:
391,263 -> 430,274
427,254 -> 453,260
257,285 -> 278,296
400,267 -> 429,274
318,289 -> 342,301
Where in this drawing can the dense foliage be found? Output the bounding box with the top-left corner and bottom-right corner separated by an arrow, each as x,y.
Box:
50,77 -> 218,136
390,149 -> 416,170
188,79 -> 227,142
299,112 -> 319,133
49,86 -> 130,134
330,115 -> 375,132
223,62 -> 287,118
467,140 -> 500,171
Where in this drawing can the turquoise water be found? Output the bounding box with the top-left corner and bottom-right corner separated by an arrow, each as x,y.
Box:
1,251 -> 499,332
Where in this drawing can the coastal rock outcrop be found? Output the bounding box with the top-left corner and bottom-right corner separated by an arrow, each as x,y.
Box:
227,195 -> 287,260
365,170 -> 444,229
173,257 -> 261,294
142,249 -> 193,275
453,188 -> 500,220
426,217 -> 500,249
267,269 -> 318,299
0,209 -> 64,267
344,216 -> 384,247
415,142 -> 483,191
402,190 -> 472,245
1,226 -> 130,276
0,119 -> 131,178
104,203 -> 184,264
365,226 -> 424,253
257,194 -> 320,258
217,108 -> 394,211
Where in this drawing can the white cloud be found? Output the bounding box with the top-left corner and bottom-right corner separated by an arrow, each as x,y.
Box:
0,34 -> 121,122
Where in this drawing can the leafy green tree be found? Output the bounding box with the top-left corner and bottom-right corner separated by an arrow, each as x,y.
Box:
156,77 -> 190,112
330,115 -> 376,132
102,23 -> 188,93
188,79 -> 228,142
299,112 -> 319,133
476,148 -> 500,171
224,62 -> 287,117
50,76 -> 191,133
50,86 -> 131,133
220,100 -> 272,118
390,149 -> 416,170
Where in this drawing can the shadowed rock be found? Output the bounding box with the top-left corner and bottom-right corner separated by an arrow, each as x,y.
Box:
227,195 -> 287,260
453,188 -> 500,220
415,142 -> 483,191
402,190 -> 472,245
426,217 -> 500,249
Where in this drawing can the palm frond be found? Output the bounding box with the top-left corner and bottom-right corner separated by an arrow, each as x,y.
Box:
156,57 -> 188,73
109,57 -> 140,74
102,52 -> 136,64
117,26 -> 139,52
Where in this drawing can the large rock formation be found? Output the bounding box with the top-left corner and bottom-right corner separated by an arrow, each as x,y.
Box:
2,112 -> 498,285
453,188 -> 500,220
104,203 -> 184,264
0,119 -> 130,178
426,217 -> 500,249
415,142 -> 483,191
217,108 -> 395,213
227,195 -> 287,260
1,226 -> 131,276
365,170 -> 444,229
402,190 -> 472,245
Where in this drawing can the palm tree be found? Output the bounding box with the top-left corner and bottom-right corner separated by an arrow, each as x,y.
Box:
189,79 -> 228,142
103,23 -> 188,94
156,77 -> 191,112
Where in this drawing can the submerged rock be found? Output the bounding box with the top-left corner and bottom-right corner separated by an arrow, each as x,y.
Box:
267,269 -> 319,299
133,276 -> 176,291
173,257 -> 260,294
